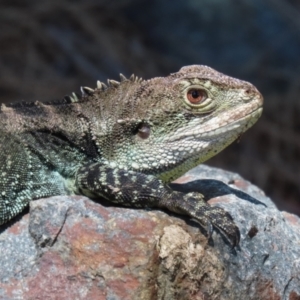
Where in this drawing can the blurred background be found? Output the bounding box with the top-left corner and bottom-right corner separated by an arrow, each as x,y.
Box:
0,0 -> 299,215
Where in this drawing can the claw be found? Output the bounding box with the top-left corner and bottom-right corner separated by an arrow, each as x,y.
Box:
161,191 -> 241,248
206,221 -> 214,239
213,218 -> 240,248
231,226 -> 240,248
227,226 -> 240,248
234,228 -> 240,247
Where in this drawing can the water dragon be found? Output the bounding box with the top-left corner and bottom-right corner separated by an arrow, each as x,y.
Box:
0,65 -> 263,247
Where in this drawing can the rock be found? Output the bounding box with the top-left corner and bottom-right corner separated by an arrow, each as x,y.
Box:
0,165 -> 299,300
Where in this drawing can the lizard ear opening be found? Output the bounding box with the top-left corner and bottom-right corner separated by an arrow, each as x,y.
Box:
133,123 -> 151,139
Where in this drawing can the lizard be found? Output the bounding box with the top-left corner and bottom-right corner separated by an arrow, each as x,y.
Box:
0,65 -> 263,247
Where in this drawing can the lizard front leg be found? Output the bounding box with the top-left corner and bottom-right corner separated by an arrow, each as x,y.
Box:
75,162 -> 240,247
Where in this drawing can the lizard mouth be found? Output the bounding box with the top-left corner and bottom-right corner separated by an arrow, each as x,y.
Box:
169,107 -> 263,143
202,106 -> 263,140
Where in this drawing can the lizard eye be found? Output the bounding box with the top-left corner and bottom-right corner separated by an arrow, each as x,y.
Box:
134,123 -> 151,139
186,89 -> 207,104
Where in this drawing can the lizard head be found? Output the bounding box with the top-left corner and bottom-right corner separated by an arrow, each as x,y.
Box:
92,65 -> 263,182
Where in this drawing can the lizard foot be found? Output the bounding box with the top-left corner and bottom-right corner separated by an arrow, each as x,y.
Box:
162,191 -> 240,248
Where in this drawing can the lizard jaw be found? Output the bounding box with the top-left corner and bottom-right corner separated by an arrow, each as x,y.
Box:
168,107 -> 263,143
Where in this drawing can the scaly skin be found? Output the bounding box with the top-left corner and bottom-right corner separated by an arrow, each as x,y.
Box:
0,65 -> 263,247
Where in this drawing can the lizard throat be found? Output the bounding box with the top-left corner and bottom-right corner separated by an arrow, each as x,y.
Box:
157,107 -> 262,183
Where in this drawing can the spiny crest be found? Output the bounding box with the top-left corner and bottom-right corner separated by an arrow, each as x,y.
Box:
96,81 -> 107,91
119,73 -> 127,82
80,86 -> 94,97
96,73 -> 143,91
63,92 -> 80,103
0,103 -> 14,112
63,72 -> 143,102
1,72 -> 144,110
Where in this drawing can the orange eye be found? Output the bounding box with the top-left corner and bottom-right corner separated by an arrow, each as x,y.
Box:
186,89 -> 207,104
